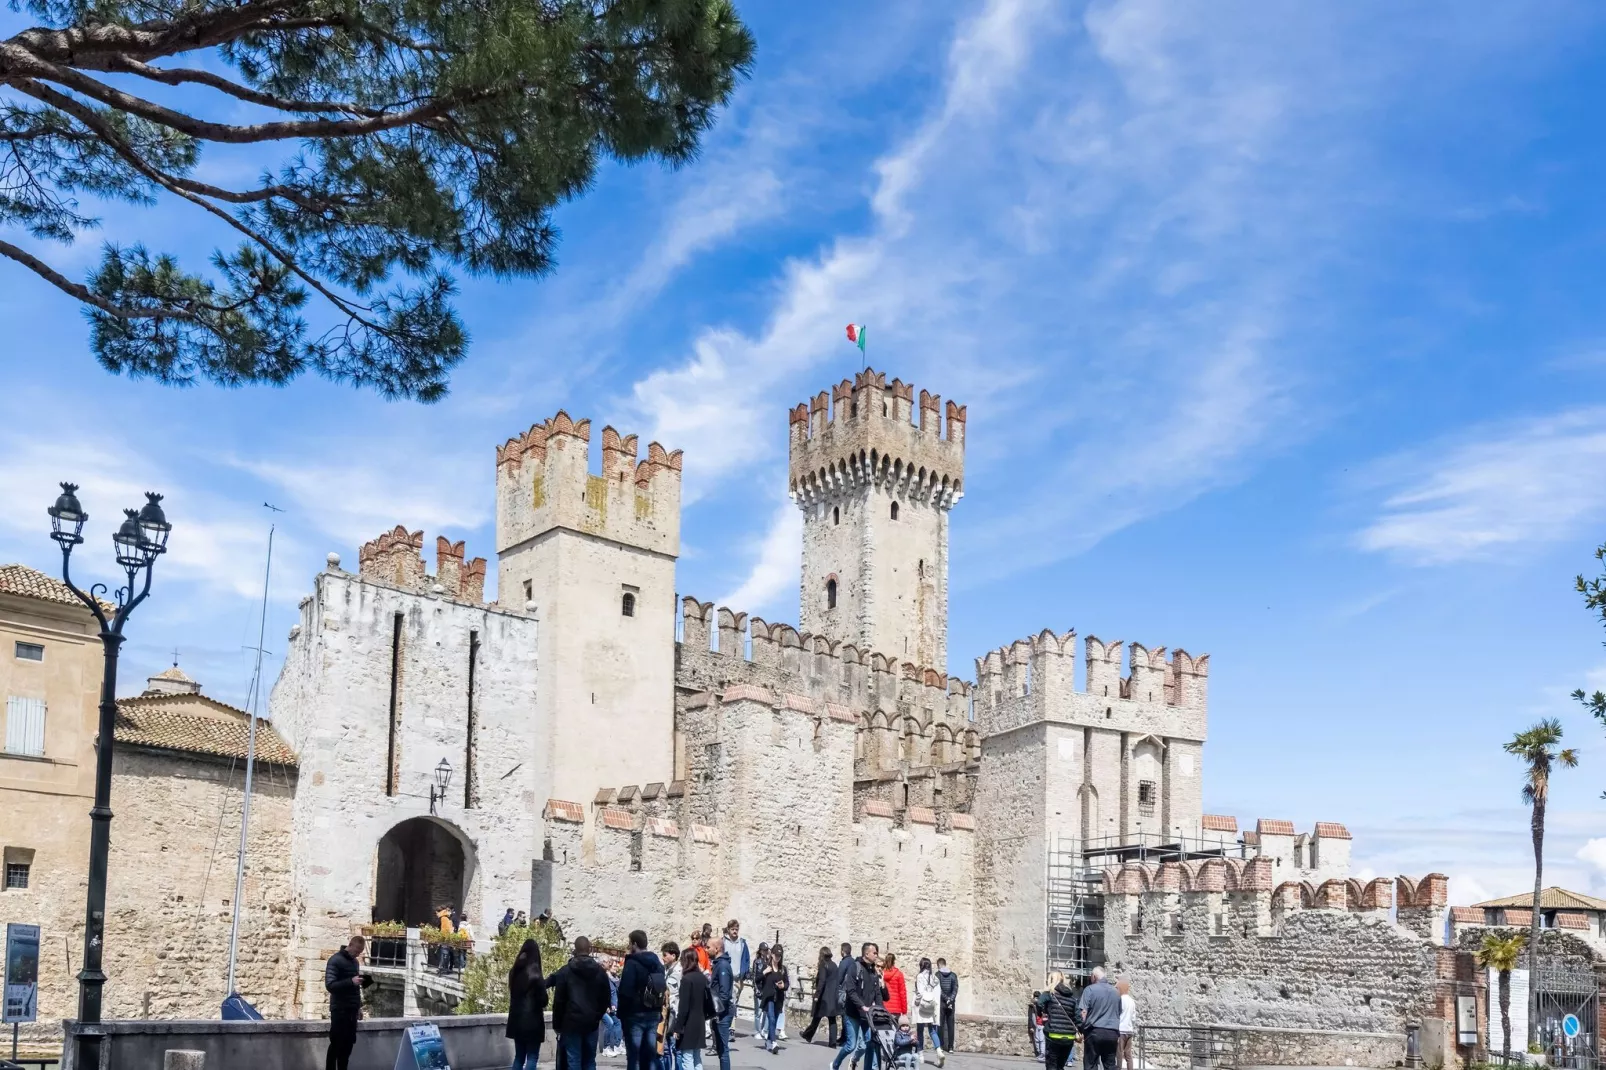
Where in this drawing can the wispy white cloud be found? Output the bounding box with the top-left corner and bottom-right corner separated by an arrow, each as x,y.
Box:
718,501 -> 802,610
1355,408 -> 1606,565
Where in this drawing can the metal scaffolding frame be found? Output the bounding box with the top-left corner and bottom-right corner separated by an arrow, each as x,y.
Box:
1046,833 -> 1250,981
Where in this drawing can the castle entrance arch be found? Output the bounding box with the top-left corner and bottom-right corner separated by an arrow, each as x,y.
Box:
372,816 -> 477,927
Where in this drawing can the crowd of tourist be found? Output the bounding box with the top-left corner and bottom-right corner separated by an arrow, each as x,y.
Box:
321,917 -> 1142,1070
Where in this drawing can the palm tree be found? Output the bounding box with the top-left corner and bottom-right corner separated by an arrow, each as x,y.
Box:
1476,932 -> 1528,1061
1503,718 -> 1579,1048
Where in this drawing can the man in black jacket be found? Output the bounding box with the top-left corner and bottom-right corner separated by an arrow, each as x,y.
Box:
618,929 -> 668,1070
936,958 -> 959,1052
834,943 -> 887,1070
552,937 -> 614,1070
324,936 -> 373,1070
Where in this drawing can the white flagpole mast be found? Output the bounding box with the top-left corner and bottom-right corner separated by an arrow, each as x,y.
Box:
226,507 -> 279,995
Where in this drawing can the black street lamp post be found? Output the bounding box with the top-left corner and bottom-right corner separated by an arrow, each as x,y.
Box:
47,482 -> 170,1069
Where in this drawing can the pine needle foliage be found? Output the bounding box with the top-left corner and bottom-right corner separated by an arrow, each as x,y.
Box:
0,0 -> 755,399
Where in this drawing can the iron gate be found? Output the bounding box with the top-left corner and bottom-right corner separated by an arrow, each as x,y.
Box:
1536,966 -> 1599,1070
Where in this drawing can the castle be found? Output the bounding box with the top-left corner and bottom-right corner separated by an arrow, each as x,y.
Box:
267,369 -> 1406,1023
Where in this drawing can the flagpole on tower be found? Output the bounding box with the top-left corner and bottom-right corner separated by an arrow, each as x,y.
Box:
845,323 -> 867,368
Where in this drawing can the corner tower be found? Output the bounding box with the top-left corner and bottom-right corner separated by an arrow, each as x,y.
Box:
495,413 -> 682,803
789,369 -> 964,669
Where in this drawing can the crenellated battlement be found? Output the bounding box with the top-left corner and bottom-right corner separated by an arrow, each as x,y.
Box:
678,596 -> 974,737
971,627 -> 1209,741
357,525 -> 487,603
494,411 -> 681,557
788,368 -> 964,507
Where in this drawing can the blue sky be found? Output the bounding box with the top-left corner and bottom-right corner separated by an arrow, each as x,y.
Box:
3,0 -> 1605,905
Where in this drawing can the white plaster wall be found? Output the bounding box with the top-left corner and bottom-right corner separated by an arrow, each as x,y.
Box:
499,530 -> 675,804
268,568 -> 541,1015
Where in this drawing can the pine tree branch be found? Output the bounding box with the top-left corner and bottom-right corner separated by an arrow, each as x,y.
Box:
4,49 -> 482,144
6,0 -> 301,68
98,56 -> 386,118
10,77 -> 394,336
0,235 -> 199,321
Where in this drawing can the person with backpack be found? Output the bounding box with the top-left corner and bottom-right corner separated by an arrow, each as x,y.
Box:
1034,972 -> 1083,1070
619,929 -> 669,1070
935,959 -> 959,1053
709,938 -> 735,1070
913,957 -> 946,1066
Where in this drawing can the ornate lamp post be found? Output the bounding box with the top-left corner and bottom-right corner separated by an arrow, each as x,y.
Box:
429,758 -> 453,815
47,482 -> 170,1067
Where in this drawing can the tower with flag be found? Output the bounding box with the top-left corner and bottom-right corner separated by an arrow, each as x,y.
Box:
846,323 -> 866,355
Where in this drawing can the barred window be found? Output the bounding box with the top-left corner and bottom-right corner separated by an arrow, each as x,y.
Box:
3,862 -> 27,890
1137,780 -> 1157,816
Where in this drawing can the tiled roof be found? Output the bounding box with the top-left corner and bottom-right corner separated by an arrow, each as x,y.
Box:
1256,818 -> 1296,836
115,697 -> 296,766
1471,887 -> 1606,912
1313,822 -> 1352,839
151,666 -> 195,683
0,564 -> 87,607
1201,814 -> 1239,833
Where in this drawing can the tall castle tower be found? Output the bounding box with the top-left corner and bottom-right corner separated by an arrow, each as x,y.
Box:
495,413 -> 682,804
789,369 -> 965,669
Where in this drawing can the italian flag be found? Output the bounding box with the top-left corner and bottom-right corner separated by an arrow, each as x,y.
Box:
846,323 -> 866,353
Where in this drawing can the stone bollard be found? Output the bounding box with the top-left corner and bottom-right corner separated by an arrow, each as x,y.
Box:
163,1050 -> 206,1070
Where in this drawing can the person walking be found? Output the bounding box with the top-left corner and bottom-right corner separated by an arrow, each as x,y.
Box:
552,937 -> 613,1070
801,946 -> 840,1046
500,908 -> 516,937
603,959 -> 626,1056
710,938 -> 736,1070
1076,967 -> 1121,1070
1035,972 -> 1082,1070
936,959 -> 958,1053
620,930 -> 669,1070
660,942 -> 684,1070
913,958 -> 947,1067
721,920 -> 752,1025
835,943 -> 887,1070
456,918 -> 476,973
772,944 -> 791,1041
882,953 -> 908,1021
758,947 -> 789,1052
672,948 -> 717,1070
749,941 -> 770,1033
1116,981 -> 1136,1070
507,939 -> 548,1070
324,935 -> 373,1070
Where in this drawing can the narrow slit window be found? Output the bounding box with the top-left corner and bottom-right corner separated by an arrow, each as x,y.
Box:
621,592 -> 636,617
464,629 -> 479,809
385,612 -> 403,796
833,506 -> 840,525
890,501 -> 899,520
826,579 -> 838,610
522,579 -> 533,603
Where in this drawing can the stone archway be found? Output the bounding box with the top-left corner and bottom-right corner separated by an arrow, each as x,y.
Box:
372,817 -> 476,926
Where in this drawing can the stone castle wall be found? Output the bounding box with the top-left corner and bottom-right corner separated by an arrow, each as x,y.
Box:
103,748 -> 299,1021
545,687 -> 977,1007
270,564 -> 541,1016
1100,863 -> 1447,1034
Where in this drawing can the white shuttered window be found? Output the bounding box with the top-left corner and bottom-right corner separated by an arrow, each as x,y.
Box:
4,696 -> 45,756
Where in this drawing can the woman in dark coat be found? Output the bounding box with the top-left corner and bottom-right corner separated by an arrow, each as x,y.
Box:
507,939 -> 548,1070
800,946 -> 840,1047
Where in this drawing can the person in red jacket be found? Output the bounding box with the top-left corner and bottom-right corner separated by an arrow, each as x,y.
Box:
882,953 -> 908,1019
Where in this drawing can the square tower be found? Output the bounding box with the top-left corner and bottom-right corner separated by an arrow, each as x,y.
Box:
495,413 -> 682,804
789,369 -> 964,669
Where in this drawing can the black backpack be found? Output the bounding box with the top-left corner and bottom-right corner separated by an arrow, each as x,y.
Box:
642,969 -> 667,1013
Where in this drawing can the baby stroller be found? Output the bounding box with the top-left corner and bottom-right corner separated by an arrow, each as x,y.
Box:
870,1009 -> 922,1070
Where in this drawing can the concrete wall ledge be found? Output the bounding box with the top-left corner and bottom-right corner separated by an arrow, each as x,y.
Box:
61,1014 -> 511,1070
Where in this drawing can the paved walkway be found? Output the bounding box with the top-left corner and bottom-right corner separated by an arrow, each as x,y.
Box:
593,1026 -> 1038,1070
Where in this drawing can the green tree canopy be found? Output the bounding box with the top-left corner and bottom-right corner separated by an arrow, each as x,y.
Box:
1574,542 -> 1606,793
459,920 -> 570,1014
0,0 -> 754,399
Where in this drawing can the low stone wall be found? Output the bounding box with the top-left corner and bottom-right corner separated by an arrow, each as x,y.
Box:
1215,1025 -> 1402,1068
59,1014 -> 510,1070
955,1013 -> 1035,1057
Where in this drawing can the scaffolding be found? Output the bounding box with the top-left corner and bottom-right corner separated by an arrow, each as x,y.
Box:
1046,833 -> 1250,981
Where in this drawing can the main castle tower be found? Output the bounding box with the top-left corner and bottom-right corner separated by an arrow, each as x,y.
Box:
789,369 -> 965,669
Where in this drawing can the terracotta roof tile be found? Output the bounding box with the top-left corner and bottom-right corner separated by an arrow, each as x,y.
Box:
1201,814 -> 1239,833
1256,818 -> 1296,836
114,699 -> 295,766
0,564 -> 93,608
1471,887 -> 1606,912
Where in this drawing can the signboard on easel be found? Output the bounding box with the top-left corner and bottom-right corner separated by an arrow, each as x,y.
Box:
3,924 -> 39,1024
394,1021 -> 451,1070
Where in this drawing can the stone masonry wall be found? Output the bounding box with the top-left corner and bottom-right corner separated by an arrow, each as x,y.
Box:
270,564 -> 541,1017
1101,867 -> 1446,1035
105,748 -> 298,1020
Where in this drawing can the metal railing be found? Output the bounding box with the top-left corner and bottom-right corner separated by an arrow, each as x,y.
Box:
1136,1025 -> 1241,1070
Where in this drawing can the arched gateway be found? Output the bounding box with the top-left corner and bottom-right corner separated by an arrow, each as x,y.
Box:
372,816 -> 478,926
